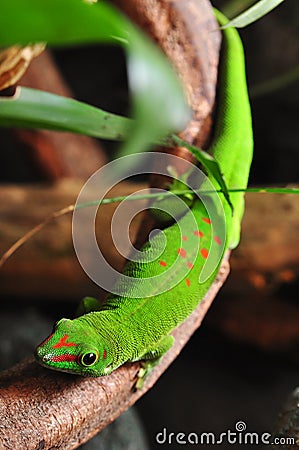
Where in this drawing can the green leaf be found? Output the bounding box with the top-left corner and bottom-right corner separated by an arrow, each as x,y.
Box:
0,0 -> 125,46
0,88 -> 132,140
0,0 -> 189,157
171,135 -> 233,212
221,0 -> 285,28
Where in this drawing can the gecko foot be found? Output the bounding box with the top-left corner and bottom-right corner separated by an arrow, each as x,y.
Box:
134,335 -> 174,389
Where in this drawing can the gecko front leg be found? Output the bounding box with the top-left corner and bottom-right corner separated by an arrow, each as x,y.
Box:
135,335 -> 174,389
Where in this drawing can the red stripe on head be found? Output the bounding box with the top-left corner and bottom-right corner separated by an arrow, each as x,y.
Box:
51,354 -> 77,363
103,349 -> 107,360
52,334 -> 77,349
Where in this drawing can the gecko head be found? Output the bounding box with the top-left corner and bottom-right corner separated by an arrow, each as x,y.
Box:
34,317 -> 114,377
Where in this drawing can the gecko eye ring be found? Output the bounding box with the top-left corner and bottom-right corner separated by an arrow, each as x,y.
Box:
80,351 -> 99,367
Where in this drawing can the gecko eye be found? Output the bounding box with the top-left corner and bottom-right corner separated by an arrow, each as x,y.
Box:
80,351 -> 99,367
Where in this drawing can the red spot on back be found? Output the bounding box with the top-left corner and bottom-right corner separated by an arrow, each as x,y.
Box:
159,260 -> 167,267
103,349 -> 107,360
182,236 -> 188,241
52,334 -> 77,349
214,236 -> 222,245
187,262 -> 194,269
202,217 -> 211,224
185,278 -> 191,287
51,354 -> 77,363
201,248 -> 209,259
193,230 -> 204,238
178,248 -> 187,258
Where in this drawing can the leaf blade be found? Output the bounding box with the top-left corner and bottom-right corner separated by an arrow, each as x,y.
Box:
171,135 -> 233,211
0,87 -> 132,140
221,0 -> 285,29
0,0 -> 190,156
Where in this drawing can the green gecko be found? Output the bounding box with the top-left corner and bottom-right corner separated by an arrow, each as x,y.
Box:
35,10 -> 253,381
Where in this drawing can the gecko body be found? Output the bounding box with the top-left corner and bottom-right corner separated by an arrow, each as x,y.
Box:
36,200 -> 223,376
35,10 -> 253,378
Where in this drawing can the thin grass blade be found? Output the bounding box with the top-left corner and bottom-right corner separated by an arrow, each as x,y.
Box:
221,0 -> 285,28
